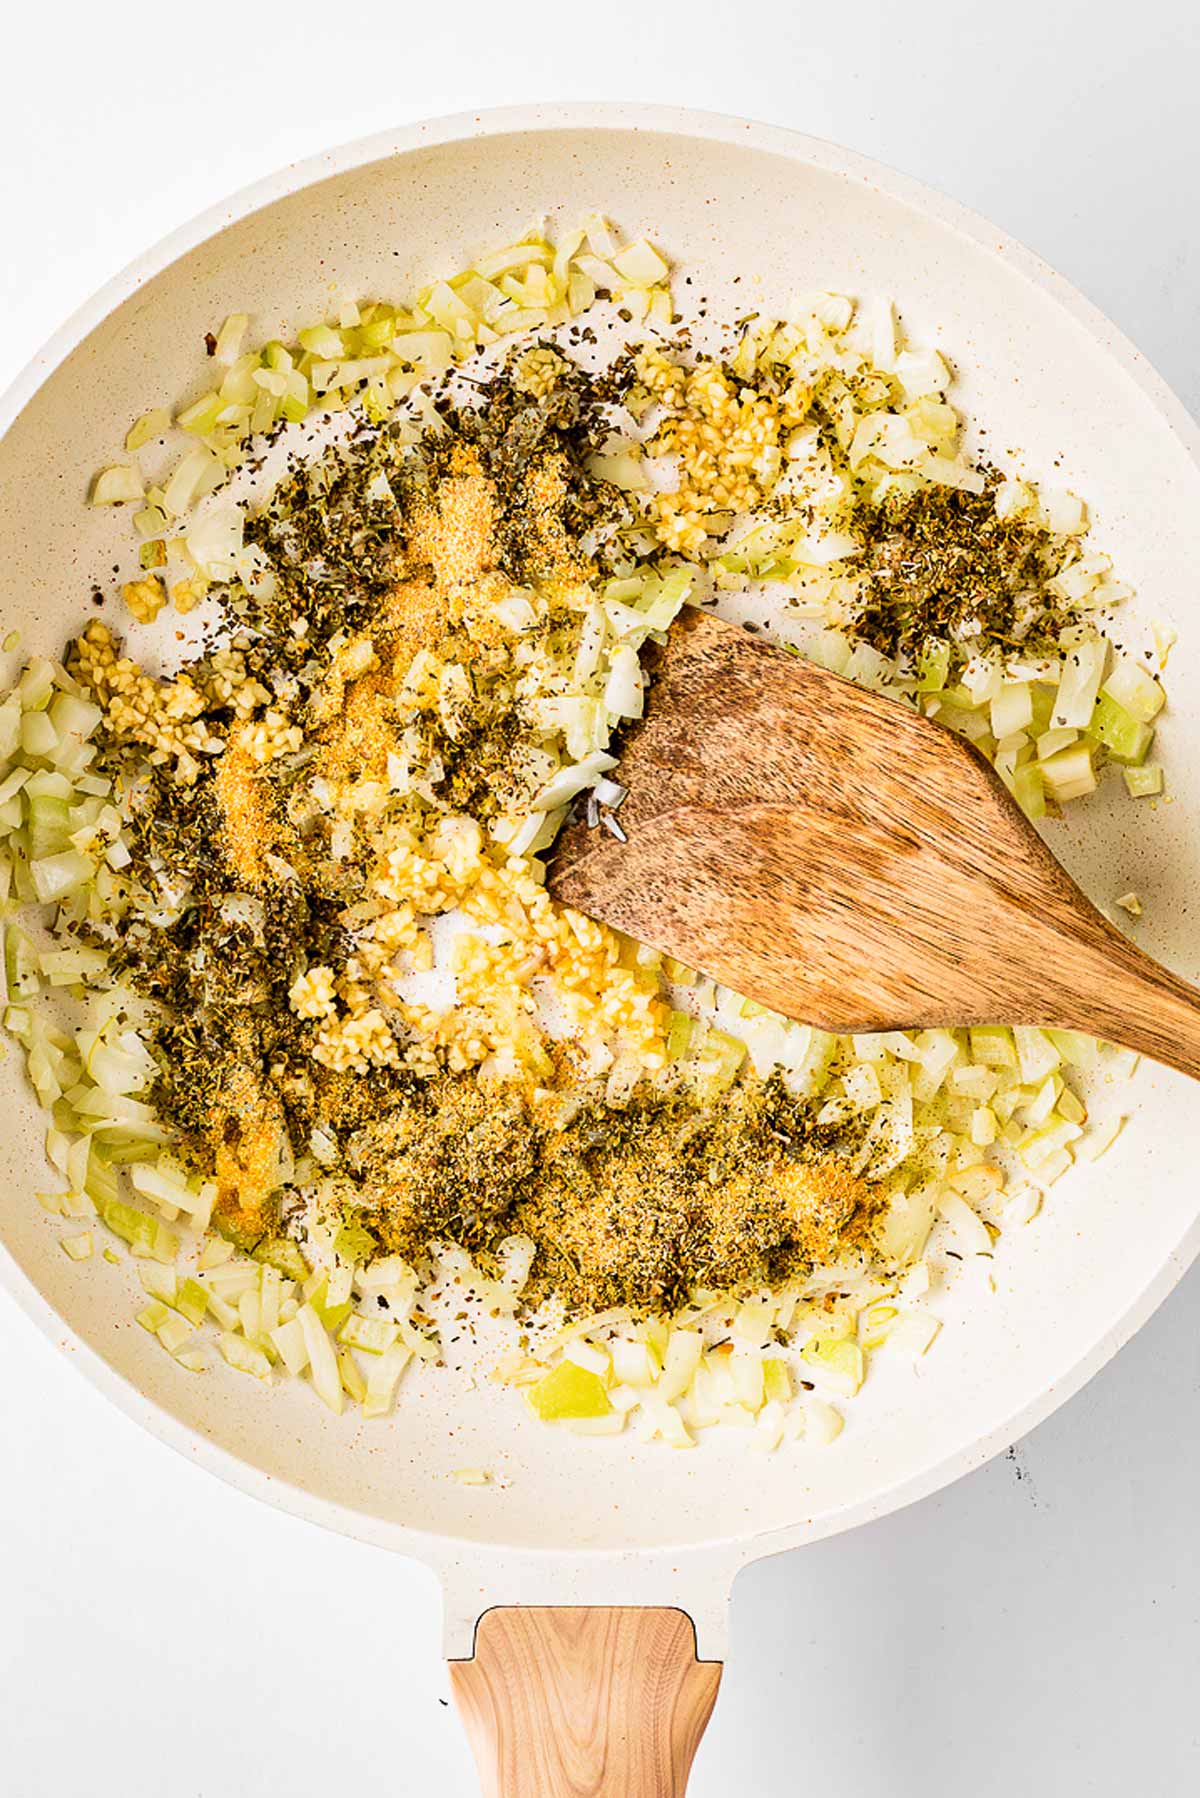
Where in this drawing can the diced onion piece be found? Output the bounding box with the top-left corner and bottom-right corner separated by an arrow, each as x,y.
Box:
504,812 -> 546,858
990,681 -> 1033,739
1054,637 -> 1108,729
887,1312 -> 941,1356
1013,1026 -> 1060,1085
125,409 -> 172,453
1076,1114 -> 1127,1162
270,1316 -> 309,1376
362,1341 -> 413,1418
156,1313 -> 194,1356
1004,1185 -> 1042,1227
184,504 -> 246,581
338,1348 -> 368,1403
1039,489 -> 1087,535
849,413 -> 923,471
1036,726 -> 1078,761
214,313 -> 250,364
604,645 -> 645,720
803,1398 -> 844,1445
529,1361 -> 612,1422
564,1337 -> 611,1378
175,1278 -> 208,1326
129,1159 -> 190,1210
970,1106 -> 997,1146
1088,691 -> 1154,766
532,751 -> 618,811
1044,1029 -> 1099,1070
937,1191 -> 992,1254
339,1313 -> 400,1355
1104,663 -> 1163,731
138,1262 -> 177,1303
612,239 -> 669,285
1036,1146 -> 1075,1185
751,1399 -> 786,1453
657,1330 -> 704,1403
611,1337 -> 658,1387
592,777 -> 627,809
573,606 -> 606,683
162,445 -> 223,518
800,1336 -> 864,1396
923,456 -> 986,494
490,591 -> 537,633
298,1301 -> 343,1414
1038,741 -> 1096,802
177,391 -> 224,435
589,450 -> 646,491
91,465 -> 144,506
219,1333 -> 272,1380
894,348 -> 951,399
636,1397 -> 694,1449
1018,1114 -> 1083,1169
1123,764 -> 1163,798
32,854 -> 94,922
21,711 -> 60,758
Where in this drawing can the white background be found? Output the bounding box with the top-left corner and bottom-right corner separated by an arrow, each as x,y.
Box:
2,4 -> 1199,1792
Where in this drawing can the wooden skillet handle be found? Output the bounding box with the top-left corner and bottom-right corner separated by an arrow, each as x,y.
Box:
449,1607 -> 722,1797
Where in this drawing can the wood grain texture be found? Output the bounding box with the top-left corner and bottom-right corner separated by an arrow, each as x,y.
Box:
449,1607 -> 721,1798
550,610 -> 1200,1079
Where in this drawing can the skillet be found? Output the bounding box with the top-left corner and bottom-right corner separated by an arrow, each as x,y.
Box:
1,103 -> 1198,1793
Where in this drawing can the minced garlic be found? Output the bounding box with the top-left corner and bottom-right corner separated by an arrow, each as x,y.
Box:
172,576 -> 208,614
313,1007 -> 401,1074
289,966 -> 337,1019
121,574 -> 167,624
636,349 -> 808,553
244,708 -> 304,764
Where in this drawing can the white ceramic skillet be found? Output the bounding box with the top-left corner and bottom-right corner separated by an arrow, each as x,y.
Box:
2,104 -> 1199,1794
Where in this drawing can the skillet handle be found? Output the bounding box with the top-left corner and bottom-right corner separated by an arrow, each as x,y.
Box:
449,1606 -> 721,1797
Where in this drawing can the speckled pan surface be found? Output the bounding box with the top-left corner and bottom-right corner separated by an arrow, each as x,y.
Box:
1,104 -> 1198,1654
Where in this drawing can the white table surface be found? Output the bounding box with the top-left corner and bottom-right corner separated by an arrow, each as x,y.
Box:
2,5 -> 1198,1792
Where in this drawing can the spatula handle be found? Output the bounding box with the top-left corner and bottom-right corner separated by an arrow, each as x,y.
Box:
1045,923 -> 1200,1082
449,1607 -> 721,1798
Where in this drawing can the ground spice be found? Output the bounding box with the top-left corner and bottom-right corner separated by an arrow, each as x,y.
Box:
213,728 -> 273,887
317,1069 -> 872,1316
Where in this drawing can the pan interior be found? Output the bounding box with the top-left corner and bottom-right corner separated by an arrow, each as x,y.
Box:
1,112 -> 1197,1559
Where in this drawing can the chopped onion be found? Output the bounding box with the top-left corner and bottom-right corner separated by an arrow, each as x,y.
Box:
299,1301 -> 343,1414
1102,654 -> 1165,724
1038,741 -> 1097,802
90,465 -> 144,506
937,1191 -> 993,1254
362,1341 -> 412,1418
219,1333 -> 271,1380
532,751 -> 618,811
1123,764 -> 1163,798
31,850 -> 94,903
1054,637 -> 1108,729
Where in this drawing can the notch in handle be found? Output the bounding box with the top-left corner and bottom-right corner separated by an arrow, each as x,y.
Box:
449,1606 -> 722,1798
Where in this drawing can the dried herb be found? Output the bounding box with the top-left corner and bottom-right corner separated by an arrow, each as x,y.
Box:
850,480 -> 1079,665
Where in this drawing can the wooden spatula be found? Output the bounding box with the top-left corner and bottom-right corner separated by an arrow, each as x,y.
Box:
549,609 -> 1200,1081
